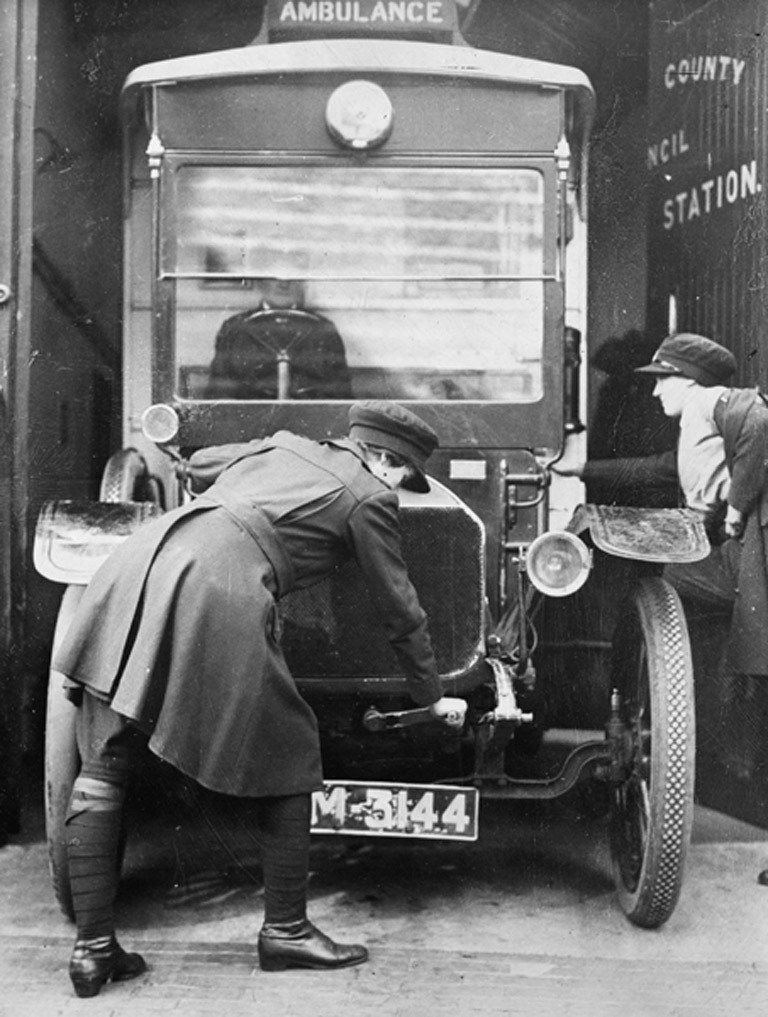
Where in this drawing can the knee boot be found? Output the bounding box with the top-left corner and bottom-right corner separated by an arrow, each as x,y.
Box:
65,775 -> 146,997
255,794 -> 368,971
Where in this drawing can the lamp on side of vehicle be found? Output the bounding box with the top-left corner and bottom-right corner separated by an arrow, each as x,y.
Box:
141,403 -> 180,444
524,531 -> 591,597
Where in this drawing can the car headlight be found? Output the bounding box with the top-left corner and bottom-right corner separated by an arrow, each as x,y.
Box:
525,531 -> 591,597
141,403 -> 179,444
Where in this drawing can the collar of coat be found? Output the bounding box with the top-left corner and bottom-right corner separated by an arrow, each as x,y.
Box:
323,435 -> 367,465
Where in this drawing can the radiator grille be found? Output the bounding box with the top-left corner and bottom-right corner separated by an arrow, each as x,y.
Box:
282,504 -> 484,678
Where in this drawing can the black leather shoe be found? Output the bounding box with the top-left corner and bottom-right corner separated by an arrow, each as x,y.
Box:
258,919 -> 368,971
69,935 -> 147,998
758,869 -> 768,886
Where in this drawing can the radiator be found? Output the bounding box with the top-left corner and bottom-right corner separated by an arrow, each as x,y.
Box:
282,503 -> 485,679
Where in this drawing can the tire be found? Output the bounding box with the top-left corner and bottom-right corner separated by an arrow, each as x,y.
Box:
99,448 -> 149,503
44,585 -> 84,921
608,576 -> 695,928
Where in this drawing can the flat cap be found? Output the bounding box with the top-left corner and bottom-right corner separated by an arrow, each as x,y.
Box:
348,400 -> 438,493
635,333 -> 736,387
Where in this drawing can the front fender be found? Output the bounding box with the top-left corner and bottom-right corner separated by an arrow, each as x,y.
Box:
34,499 -> 163,585
569,504 -> 709,564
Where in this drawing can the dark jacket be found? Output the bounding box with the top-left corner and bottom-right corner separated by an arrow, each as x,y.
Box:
715,389 -> 768,674
581,450 -> 678,500
54,432 -> 442,796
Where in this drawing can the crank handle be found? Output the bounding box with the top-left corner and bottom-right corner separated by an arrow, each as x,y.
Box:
362,706 -> 434,732
478,708 -> 534,726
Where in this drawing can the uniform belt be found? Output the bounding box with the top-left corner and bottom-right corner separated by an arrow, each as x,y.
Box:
198,492 -> 295,598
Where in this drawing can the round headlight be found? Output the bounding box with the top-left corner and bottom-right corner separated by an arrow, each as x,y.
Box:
326,80 -> 394,150
525,531 -> 591,597
141,404 -> 179,444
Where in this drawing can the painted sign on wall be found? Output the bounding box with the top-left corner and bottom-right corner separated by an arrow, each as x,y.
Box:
647,0 -> 768,381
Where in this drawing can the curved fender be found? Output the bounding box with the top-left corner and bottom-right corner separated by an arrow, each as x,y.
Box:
34,499 -> 163,585
568,503 -> 710,564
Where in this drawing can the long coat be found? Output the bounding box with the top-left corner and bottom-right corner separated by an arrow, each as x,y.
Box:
54,432 -> 442,796
715,389 -> 768,674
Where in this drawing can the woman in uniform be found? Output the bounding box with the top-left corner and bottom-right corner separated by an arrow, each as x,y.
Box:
55,400 -> 467,997
557,333 -> 768,886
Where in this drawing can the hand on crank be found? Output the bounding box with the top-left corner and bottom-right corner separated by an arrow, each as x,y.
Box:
428,696 -> 467,730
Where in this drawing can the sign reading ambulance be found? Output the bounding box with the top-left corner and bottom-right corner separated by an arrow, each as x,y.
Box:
268,0 -> 458,41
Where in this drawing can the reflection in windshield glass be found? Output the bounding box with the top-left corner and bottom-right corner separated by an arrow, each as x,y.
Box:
171,166 -> 546,402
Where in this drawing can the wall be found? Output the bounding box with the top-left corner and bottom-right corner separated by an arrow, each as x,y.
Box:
33,1 -> 122,499
0,4 -> 21,684
0,0 -> 37,840
647,0 -> 768,386
17,0 -> 123,753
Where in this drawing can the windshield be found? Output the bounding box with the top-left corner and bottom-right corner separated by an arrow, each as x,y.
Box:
168,164 -> 546,402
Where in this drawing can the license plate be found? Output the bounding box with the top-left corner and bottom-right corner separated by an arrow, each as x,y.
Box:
310,780 -> 479,841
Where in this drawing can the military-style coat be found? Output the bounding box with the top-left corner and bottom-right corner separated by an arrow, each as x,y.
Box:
54,432 -> 442,796
716,388 -> 768,674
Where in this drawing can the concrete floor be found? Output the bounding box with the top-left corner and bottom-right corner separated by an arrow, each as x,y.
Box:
1,773 -> 767,1017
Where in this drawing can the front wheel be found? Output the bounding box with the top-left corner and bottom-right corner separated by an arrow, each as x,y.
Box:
609,576 -> 695,928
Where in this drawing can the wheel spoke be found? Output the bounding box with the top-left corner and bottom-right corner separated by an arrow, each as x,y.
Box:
638,776 -> 650,838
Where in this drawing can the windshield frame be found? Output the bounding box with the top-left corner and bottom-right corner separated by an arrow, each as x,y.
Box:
151,151 -> 565,449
